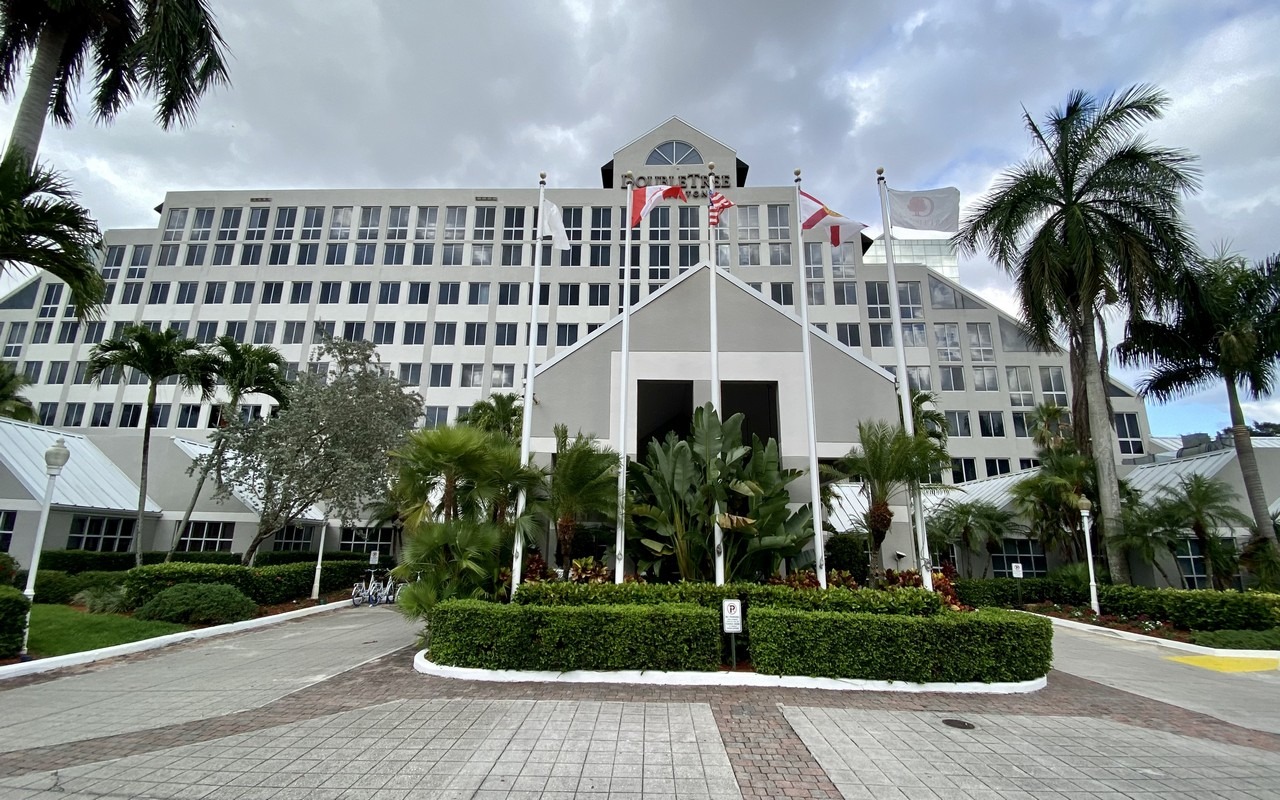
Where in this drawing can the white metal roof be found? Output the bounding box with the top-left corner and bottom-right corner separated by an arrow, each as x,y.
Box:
826,482 -> 951,533
0,418 -> 161,513
1123,450 -> 1235,496
1150,436 -> 1280,453
171,437 -> 325,522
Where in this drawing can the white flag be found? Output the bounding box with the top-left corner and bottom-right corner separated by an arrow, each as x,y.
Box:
886,187 -> 960,232
541,198 -> 571,250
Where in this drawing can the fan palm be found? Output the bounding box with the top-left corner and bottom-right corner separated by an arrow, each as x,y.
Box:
0,0 -> 230,163
0,360 -> 36,421
168,337 -> 290,561
1143,474 -> 1252,590
0,151 -> 104,317
546,424 -> 617,578
955,84 -> 1201,584
392,518 -> 503,628
87,325 -> 217,564
927,499 -> 1023,578
1117,250 -> 1280,548
457,392 -> 523,441
392,424 -> 505,526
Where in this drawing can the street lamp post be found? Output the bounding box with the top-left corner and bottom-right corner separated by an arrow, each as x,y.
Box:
20,438 -> 71,659
1078,496 -> 1100,615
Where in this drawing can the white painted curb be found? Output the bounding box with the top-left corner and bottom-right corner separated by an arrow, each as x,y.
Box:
0,601 -> 350,681
1038,613 -> 1280,662
413,650 -> 1047,694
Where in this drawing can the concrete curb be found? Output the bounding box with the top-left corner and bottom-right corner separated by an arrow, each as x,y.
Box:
1038,613 -> 1280,662
413,650 -> 1047,694
1,601 -> 349,681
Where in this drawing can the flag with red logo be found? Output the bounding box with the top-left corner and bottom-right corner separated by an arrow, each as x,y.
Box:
630,185 -> 688,227
798,189 -> 868,246
708,191 -> 734,227
886,187 -> 960,232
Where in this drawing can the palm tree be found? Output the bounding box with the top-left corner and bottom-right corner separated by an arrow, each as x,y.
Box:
546,424 -> 617,578
0,0 -> 231,163
1028,403 -> 1072,451
87,325 -> 217,565
833,420 -> 951,578
0,151 -> 104,317
392,424 -> 505,526
1143,474 -> 1252,590
909,390 -> 948,447
168,337 -> 289,561
927,499 -> 1022,578
457,392 -> 523,441
1117,250 -> 1280,549
0,360 -> 36,421
955,84 -> 1201,584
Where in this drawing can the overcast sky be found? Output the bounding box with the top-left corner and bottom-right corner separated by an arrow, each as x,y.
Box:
3,0 -> 1277,436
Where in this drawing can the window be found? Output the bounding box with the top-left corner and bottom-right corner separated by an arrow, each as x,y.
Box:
835,323 -> 860,348
261,282 -> 283,304
57,321 -> 79,344
473,206 -> 496,240
501,243 -> 523,266
464,322 -> 487,346
128,245 -> 151,278
325,243 -> 348,265
67,516 -> 135,552
62,402 -> 85,426
223,321 -> 246,342
939,365 -> 964,392
282,321 -> 306,344
934,323 -> 962,362
253,321 -> 276,344
460,363 -> 485,387
491,364 -> 515,388
22,361 -> 41,382
1175,538 -> 1236,589
319,281 -> 341,303
951,457 -> 977,483
177,404 -> 201,428
945,410 -> 971,438
408,282 -> 430,304
386,206 -> 409,240
3,322 -> 27,358
358,206 -> 381,239
339,526 -> 395,554
766,205 -> 791,266
494,322 -> 517,346
273,206 -> 297,240
678,205 -> 700,243
398,363 -> 422,386
423,406 -> 448,428
433,322 -> 455,345
184,244 -> 206,267
1019,458 -> 1041,471
905,366 -> 932,392
590,206 -> 612,241
190,208 -> 214,241
1007,366 -> 1034,407
415,206 -> 438,240
806,281 -> 825,305
978,411 -> 1005,437
372,321 -> 395,345
354,242 -> 376,265
45,361 -> 67,384
267,242 -> 291,265
204,281 -> 226,304
412,242 -> 435,266
645,140 -> 702,165
588,283 -> 609,306
378,281 -> 400,304
297,243 -> 318,265
1115,413 -> 1144,455
438,282 -> 460,304
985,458 -> 1011,477
444,206 -> 467,240
342,322 -> 365,341
429,363 -> 452,387
271,524 -> 313,552
232,281 -> 254,304
212,243 -> 235,266
37,402 -> 57,426
162,207 -> 188,241
348,282 -> 370,304
177,521 -> 235,552
869,323 -> 893,348
556,323 -> 579,347
973,366 -> 999,392
245,207 -> 269,240
195,321 -> 218,343
329,206 -> 352,239
1040,366 -> 1068,406
90,402 -> 113,427
770,282 -> 793,306
217,207 -> 242,241
291,282 -> 312,304
157,244 -> 179,266
469,282 -> 491,305
383,243 -> 405,265
991,538 -> 1047,578
121,282 -> 143,304
558,283 -> 580,306
1012,411 -> 1032,439
967,322 -> 995,362
102,246 -> 125,278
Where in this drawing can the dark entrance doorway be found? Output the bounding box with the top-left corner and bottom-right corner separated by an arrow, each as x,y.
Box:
637,380 -> 694,454
721,381 -> 780,446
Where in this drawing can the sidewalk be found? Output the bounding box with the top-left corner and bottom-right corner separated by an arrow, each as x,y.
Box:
0,606 -> 418,752
1050,625 -> 1280,734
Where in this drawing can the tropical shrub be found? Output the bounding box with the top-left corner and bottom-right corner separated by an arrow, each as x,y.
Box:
123,561 -> 366,607
0,584 -> 30,657
749,607 -> 1052,682
0,553 -> 19,586
1098,586 -> 1274,631
1191,628 -> 1280,650
954,577 -> 1088,608
134,583 -> 258,626
33,570 -> 78,604
71,585 -> 129,614
824,534 -> 869,583
428,600 -> 721,672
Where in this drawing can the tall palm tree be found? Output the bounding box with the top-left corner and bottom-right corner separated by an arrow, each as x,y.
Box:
1117,251 -> 1280,548
168,337 -> 290,560
833,420 -> 951,578
0,360 -> 36,421
909,390 -> 948,447
955,84 -> 1201,584
1143,474 -> 1252,590
0,151 -> 104,317
457,392 -> 523,441
546,424 -> 617,578
927,499 -> 1023,578
87,324 -> 217,565
1028,403 -> 1072,451
0,0 -> 231,163
392,424 -> 505,526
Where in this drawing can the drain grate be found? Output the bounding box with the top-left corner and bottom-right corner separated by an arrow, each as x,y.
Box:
941,718 -> 975,730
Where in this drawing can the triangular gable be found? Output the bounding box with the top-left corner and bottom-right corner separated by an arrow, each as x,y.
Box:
612,116 -> 736,158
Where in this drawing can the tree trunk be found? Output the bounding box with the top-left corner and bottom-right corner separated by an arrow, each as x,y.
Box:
135,382 -> 158,567
1226,380 -> 1277,544
1079,316 -> 1131,584
1069,328 -> 1092,454
6,27 -> 67,165
556,517 -> 574,580
168,438 -> 223,562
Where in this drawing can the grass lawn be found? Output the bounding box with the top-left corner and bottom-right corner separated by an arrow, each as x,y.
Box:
26,604 -> 190,658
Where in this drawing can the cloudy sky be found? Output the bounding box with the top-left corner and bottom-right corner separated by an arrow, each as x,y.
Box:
3,0 -> 1277,436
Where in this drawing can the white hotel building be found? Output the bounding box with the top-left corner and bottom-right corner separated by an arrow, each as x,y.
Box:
0,118 -> 1153,563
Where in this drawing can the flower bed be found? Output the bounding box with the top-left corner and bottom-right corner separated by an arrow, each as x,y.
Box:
1025,602 -> 1195,643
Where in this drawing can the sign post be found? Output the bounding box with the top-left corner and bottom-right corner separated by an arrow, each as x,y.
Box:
722,599 -> 742,669
369,550 -> 380,566
1011,562 -> 1023,606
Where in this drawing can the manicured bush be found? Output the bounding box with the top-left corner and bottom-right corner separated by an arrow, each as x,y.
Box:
825,535 -> 870,584
252,560 -> 368,605
33,570 -> 78,604
124,563 -> 257,607
429,600 -> 721,672
0,553 -> 19,586
71,585 -> 129,614
749,607 -> 1052,683
1191,628 -> 1280,650
954,577 -> 1087,608
37,550 -> 136,574
252,550 -> 379,567
0,584 -> 31,658
134,583 -> 259,626
513,581 -> 941,615
71,571 -> 128,593
1098,586 -> 1275,631
142,551 -> 243,566
123,560 -> 369,607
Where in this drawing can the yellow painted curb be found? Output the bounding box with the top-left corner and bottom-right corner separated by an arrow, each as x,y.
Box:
1166,655 -> 1280,673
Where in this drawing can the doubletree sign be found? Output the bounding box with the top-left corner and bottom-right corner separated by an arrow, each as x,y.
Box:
627,172 -> 732,197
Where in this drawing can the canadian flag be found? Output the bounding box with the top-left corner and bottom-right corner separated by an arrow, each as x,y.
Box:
631,185 -> 688,227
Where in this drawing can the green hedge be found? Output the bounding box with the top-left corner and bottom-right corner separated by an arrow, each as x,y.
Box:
749,607 -> 1052,683
954,577 -> 1087,608
135,583 -> 259,626
34,550 -> 242,574
1190,628 -> 1280,650
33,570 -> 79,604
0,585 -> 30,658
513,581 -> 941,615
252,550 -> 378,567
123,560 -> 368,607
429,600 -> 721,672
1098,586 -> 1275,631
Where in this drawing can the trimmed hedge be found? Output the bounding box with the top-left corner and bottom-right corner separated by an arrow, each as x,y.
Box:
252,550 -> 379,567
123,560 -> 368,607
135,583 -> 259,626
513,581 -> 941,615
35,550 -> 242,574
749,606 -> 1053,683
1099,586 -> 1275,631
429,600 -> 721,672
1191,628 -> 1280,650
0,584 -> 31,658
33,570 -> 79,604
954,577 -> 1087,608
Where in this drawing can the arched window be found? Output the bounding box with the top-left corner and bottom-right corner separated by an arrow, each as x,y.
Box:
645,140 -> 702,166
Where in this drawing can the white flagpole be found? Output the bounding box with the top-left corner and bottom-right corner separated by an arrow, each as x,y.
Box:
707,164 -> 725,586
792,170 -> 827,589
614,172 -> 635,584
876,167 -> 934,591
511,172 -> 547,594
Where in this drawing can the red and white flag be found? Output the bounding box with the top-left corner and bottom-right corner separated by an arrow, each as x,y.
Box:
799,189 -> 867,246
708,191 -> 734,227
631,185 -> 688,227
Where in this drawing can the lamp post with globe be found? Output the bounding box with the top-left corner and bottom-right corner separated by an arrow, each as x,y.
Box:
19,438 -> 70,659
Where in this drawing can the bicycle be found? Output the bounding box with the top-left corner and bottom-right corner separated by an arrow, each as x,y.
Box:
351,569 -> 393,607
393,571 -> 423,603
